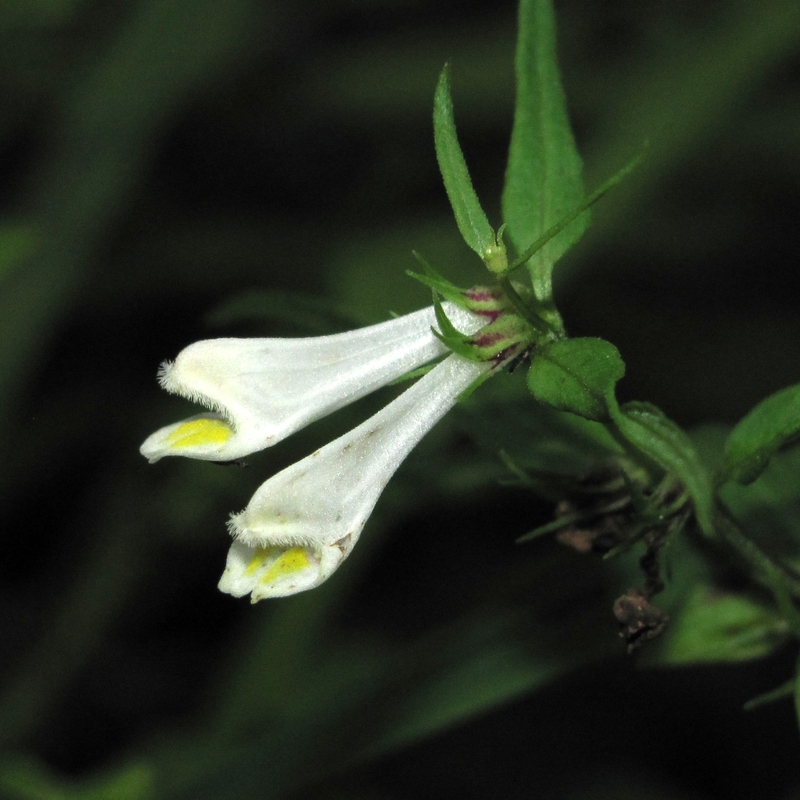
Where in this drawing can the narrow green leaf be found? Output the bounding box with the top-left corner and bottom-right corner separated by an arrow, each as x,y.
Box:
0,223 -> 38,286
431,296 -> 481,361
0,756 -> 153,800
719,383 -> 800,486
406,251 -> 469,308
433,64 -> 495,258
606,395 -> 715,535
516,510 -> 585,543
473,398 -> 622,480
502,0 -> 586,300
432,295 -> 469,342
389,364 -> 436,385
744,679 -> 794,711
457,369 -> 495,403
502,152 -> 644,278
527,337 -> 625,421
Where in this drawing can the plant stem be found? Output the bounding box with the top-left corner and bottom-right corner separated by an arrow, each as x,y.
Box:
716,506 -> 800,611
498,276 -> 562,336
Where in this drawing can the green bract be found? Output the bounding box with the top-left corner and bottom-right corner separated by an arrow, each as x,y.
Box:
527,337 -> 624,422
606,395 -> 715,535
407,253 -> 472,309
431,297 -> 536,366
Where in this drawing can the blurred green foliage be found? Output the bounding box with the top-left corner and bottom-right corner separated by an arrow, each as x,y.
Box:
1,0 -> 800,798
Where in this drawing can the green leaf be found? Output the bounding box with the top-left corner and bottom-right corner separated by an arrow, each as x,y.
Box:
743,680 -> 794,711
389,364 -> 436,385
431,296 -> 482,361
606,395 -> 715,535
162,571 -> 618,800
719,382 -> 800,486
658,586 -> 788,665
433,64 -> 495,258
0,756 -> 153,800
466,371 -> 622,479
516,510 -> 585,543
501,0 -> 586,301
0,223 -> 38,286
502,152 -> 644,278
718,445 -> 800,557
527,337 -> 624,421
364,614 -> 594,758
432,294 -> 468,340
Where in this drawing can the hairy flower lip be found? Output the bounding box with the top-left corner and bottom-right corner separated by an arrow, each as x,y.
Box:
218,354 -> 489,601
140,301 -> 482,463
218,540 -> 344,601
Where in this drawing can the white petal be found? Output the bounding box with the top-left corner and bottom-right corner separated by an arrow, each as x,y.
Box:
219,354 -> 489,601
140,302 -> 481,463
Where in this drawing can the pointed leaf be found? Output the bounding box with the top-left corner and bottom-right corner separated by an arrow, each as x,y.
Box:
503,152 -> 644,277
0,756 -> 153,800
502,0 -> 586,300
743,680 -> 794,711
431,297 -> 482,361
606,395 -> 714,535
516,511 -> 585,543
527,337 -> 624,421
719,382 -> 800,485
433,64 -> 495,257
407,251 -> 469,308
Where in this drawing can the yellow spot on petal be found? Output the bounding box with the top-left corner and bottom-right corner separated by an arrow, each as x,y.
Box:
166,418 -> 232,449
245,545 -> 282,576
260,547 -> 311,585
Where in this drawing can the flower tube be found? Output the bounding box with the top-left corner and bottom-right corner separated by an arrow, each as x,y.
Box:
218,354 -> 489,601
140,303 -> 481,463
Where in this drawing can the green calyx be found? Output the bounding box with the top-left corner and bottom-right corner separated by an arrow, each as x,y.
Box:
408,253 -> 513,317
432,296 -> 538,366
409,253 -> 559,339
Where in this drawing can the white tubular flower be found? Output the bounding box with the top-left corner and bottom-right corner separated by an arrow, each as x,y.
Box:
218,354 -> 489,602
140,302 -> 481,463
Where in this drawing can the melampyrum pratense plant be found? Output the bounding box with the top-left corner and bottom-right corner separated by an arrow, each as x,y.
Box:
142,0 -> 800,720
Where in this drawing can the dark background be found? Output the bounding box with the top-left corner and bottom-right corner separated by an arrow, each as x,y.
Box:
1,0 -> 800,797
